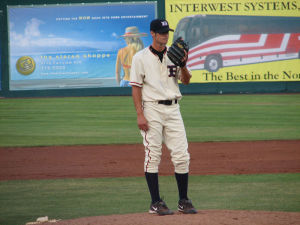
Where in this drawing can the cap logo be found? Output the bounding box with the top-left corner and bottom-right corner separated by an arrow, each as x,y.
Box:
161,21 -> 168,27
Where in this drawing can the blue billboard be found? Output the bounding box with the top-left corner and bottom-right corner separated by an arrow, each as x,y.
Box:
8,2 -> 156,90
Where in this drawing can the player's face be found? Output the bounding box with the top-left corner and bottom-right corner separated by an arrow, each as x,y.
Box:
151,31 -> 169,48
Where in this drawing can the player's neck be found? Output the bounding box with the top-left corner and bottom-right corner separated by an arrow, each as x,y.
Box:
150,45 -> 166,62
150,45 -> 166,54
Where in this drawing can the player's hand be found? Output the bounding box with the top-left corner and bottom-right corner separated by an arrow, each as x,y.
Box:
137,113 -> 149,131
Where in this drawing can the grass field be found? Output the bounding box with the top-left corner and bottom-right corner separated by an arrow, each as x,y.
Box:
0,173 -> 299,225
0,94 -> 299,225
0,94 -> 300,146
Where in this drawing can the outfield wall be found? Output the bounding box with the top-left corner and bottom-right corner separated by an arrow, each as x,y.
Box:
0,0 -> 299,98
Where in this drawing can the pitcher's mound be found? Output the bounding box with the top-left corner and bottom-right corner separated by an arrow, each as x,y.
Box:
43,210 -> 300,225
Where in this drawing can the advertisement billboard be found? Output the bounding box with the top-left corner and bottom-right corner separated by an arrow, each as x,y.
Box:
166,0 -> 300,83
8,2 -> 156,90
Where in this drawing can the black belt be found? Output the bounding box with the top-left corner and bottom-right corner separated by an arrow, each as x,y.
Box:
158,99 -> 178,105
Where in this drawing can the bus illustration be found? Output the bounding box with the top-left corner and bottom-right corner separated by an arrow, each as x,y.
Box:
173,15 -> 300,72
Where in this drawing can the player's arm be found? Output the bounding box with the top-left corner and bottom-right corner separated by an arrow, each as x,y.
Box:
132,86 -> 149,131
180,65 -> 192,85
179,49 -> 191,85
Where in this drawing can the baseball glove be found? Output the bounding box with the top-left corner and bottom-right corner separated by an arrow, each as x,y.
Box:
167,37 -> 189,67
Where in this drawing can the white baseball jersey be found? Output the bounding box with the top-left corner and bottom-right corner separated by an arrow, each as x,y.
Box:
130,46 -> 182,101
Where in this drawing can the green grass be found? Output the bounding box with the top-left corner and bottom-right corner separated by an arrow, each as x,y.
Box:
0,96 -> 139,147
0,173 -> 299,225
0,94 -> 300,147
180,94 -> 300,142
1,94 -> 299,225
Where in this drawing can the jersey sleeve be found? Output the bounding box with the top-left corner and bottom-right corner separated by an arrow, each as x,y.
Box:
129,53 -> 144,88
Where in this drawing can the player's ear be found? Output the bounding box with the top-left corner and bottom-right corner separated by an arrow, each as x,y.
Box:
150,31 -> 156,38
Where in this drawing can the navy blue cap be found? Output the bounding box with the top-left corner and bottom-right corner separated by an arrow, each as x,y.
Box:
150,19 -> 174,33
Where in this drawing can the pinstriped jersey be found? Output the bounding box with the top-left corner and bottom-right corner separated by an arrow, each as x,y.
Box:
130,46 -> 183,102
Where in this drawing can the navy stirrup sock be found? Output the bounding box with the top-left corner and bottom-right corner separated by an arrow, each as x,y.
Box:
145,172 -> 161,203
175,172 -> 189,200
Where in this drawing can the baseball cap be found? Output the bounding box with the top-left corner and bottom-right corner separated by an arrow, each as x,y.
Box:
150,19 -> 174,33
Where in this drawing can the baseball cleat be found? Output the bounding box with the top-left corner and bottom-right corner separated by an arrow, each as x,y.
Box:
149,199 -> 174,216
178,199 -> 197,214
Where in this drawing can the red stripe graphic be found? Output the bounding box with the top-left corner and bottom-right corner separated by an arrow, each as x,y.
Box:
129,82 -> 143,86
144,131 -> 151,173
187,33 -> 300,69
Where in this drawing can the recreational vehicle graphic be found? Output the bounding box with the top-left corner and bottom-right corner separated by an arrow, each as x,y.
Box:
173,15 -> 300,72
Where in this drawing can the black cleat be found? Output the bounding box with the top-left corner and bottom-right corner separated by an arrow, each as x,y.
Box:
149,199 -> 174,216
178,199 -> 197,214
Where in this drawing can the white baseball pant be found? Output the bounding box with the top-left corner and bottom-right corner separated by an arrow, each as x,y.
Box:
141,101 -> 190,174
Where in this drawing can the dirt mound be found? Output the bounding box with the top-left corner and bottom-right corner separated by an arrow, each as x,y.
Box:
41,210 -> 300,225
